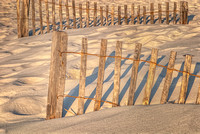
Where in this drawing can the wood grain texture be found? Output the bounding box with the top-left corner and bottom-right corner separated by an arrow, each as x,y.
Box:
150,3 -> 154,24
77,38 -> 88,115
93,2 -> 97,27
111,5 -> 114,25
112,41 -> 122,107
59,0 -> 63,30
94,39 -> 107,111
118,6 -> 121,25
127,43 -> 142,105
158,3 -> 162,24
166,2 -> 169,25
100,6 -> 103,26
31,0 -> 36,35
131,3 -> 134,24
143,6 -> 146,24
45,0 -> 50,33
79,4 -> 83,28
86,1 -> 90,27
72,0 -> 76,29
143,48 -> 158,105
17,0 -> 21,38
106,5 -> 109,26
137,5 -> 140,24
65,0 -> 70,29
124,5 -> 128,25
178,55 -> 192,104
46,31 -> 68,120
173,2 -> 177,24
160,51 -> 177,104
39,0 -> 43,34
52,0 -> 56,31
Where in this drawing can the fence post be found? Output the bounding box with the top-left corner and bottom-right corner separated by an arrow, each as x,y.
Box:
106,5 -> 109,26
45,0 -> 50,33
124,5 -> 128,25
94,39 -> 107,111
17,0 -> 21,38
72,0 -> 76,29
52,0 -> 56,30
112,41 -> 122,107
196,83 -> 200,104
111,5 -> 114,25
166,2 -> 169,24
79,3 -> 83,28
21,0 -> 29,37
158,3 -> 162,24
46,31 -> 68,120
150,3 -> 154,24
131,3 -> 134,24
86,1 -> 90,27
118,6 -> 121,25
160,51 -> 177,104
127,43 -> 142,105
143,6 -> 146,24
183,2 -> 188,24
77,38 -> 88,115
173,2 -> 177,24
178,55 -> 192,104
39,0 -> 43,34
100,6 -> 103,26
93,2 -> 97,27
137,5 -> 140,24
143,48 -> 158,105
59,0 -> 63,30
66,0 -> 70,29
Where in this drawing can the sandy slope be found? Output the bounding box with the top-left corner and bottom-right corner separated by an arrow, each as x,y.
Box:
1,0 -> 200,133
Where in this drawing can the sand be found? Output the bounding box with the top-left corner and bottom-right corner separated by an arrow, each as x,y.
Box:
1,0 -> 200,133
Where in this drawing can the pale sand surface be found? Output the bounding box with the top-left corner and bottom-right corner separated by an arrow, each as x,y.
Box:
1,0 -> 200,133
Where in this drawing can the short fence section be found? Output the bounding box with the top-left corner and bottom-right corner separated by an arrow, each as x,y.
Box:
46,31 -> 200,120
17,0 -> 189,38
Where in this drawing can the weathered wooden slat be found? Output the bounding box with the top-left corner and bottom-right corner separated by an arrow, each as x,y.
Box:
79,3 -> 83,28
137,5 -> 140,24
94,39 -> 107,111
178,55 -> 192,104
77,38 -> 88,115
143,48 -> 158,105
100,6 -> 103,26
17,0 -> 21,38
118,6 -> 121,25
39,0 -> 43,34
127,43 -> 142,105
59,0 -> 63,30
196,83 -> 200,104
31,0 -> 36,35
52,0 -> 56,31
143,6 -> 146,24
124,5 -> 128,25
21,0 -> 29,37
86,1 -> 90,27
106,5 -> 109,26
46,31 -> 68,120
131,3 -> 134,24
150,3 -> 154,24
20,0 -> 25,37
93,2 -> 97,27
184,2 -> 188,24
72,0 -> 76,29
166,2 -> 169,25
111,5 -> 114,25
173,2 -> 177,24
65,0 -> 70,29
158,3 -> 162,24
45,0 -> 50,33
160,51 -> 177,104
112,41 -> 122,107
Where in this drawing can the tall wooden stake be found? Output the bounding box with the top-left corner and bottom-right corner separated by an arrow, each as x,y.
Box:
39,0 -> 43,34
124,5 -> 128,25
166,2 -> 169,25
118,6 -> 121,25
52,0 -> 56,30
66,0 -> 70,29
86,1 -> 90,27
150,3 -> 154,24
72,0 -> 76,29
45,0 -> 50,33
79,3 -> 83,28
158,3 -> 162,24
59,0 -> 63,30
93,2 -> 97,27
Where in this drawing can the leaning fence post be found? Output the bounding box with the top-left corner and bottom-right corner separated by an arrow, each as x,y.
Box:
59,0 -> 63,30
100,6 -> 103,26
45,0 -> 50,33
127,43 -> 142,105
46,31 -> 68,120
158,3 -> 162,24
39,0 -> 43,34
150,3 -> 154,24
118,6 -> 121,25
166,2 -> 169,24
178,55 -> 192,104
137,5 -> 140,24
77,38 -> 88,115
17,0 -> 21,38
72,0 -> 76,29
131,3 -> 134,24
143,6 -> 146,24
124,5 -> 128,25
86,1 -> 90,27
79,3 -> 83,28
94,39 -> 107,111
143,48 -> 158,105
65,0 -> 70,29
173,2 -> 177,24
160,51 -> 177,104
93,2 -> 97,27
52,0 -> 56,31
112,41 -> 122,107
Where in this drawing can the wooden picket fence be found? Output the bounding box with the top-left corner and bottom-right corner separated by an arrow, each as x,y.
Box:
46,31 -> 200,120
17,0 -> 189,38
